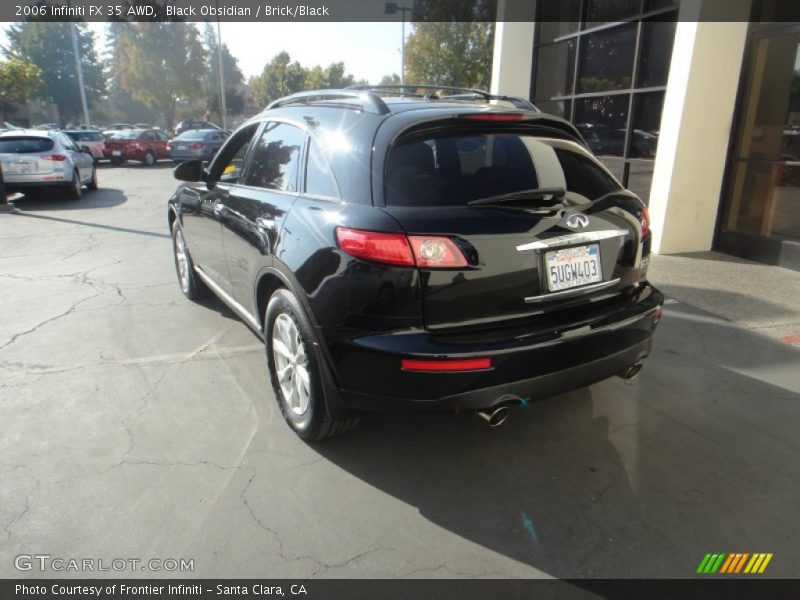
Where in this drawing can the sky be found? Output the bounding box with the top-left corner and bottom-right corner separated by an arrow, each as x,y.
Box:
1,21 -> 407,84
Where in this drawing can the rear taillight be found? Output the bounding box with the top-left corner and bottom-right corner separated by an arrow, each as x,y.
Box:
166,142 -> 172,150
640,205 -> 650,236
401,358 -> 492,372
652,306 -> 663,324
191,142 -> 204,150
336,228 -> 414,266
336,228 -> 468,268
42,154 -> 67,161
408,236 -> 468,268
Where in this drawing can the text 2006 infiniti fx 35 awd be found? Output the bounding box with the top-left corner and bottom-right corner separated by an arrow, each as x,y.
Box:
167,85 -> 663,441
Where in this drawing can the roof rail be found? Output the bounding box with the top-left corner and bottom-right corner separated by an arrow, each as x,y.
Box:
267,89 -> 390,115
347,84 -> 539,112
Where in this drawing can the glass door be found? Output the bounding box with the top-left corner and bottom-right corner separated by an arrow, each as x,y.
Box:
722,25 -> 800,242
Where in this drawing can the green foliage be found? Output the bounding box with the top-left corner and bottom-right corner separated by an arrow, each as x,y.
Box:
203,24 -> 245,117
404,21 -> 494,90
379,73 -> 401,85
0,58 -> 42,120
3,22 -> 105,124
249,52 -> 362,108
109,22 -> 206,128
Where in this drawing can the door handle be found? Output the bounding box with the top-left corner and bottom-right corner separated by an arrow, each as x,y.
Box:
785,161 -> 800,167
213,202 -> 224,215
256,217 -> 276,230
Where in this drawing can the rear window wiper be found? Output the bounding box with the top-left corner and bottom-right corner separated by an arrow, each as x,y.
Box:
467,187 -> 566,207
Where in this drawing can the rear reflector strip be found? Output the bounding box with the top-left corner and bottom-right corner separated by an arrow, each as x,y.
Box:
401,358 -> 492,372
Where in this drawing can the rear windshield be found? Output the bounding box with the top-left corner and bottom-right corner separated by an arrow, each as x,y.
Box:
66,131 -> 104,142
0,137 -> 54,154
384,133 -> 621,206
110,131 -> 142,140
175,130 -> 210,141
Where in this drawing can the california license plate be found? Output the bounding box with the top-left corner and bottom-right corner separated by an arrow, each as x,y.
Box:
4,161 -> 31,174
545,244 -> 603,292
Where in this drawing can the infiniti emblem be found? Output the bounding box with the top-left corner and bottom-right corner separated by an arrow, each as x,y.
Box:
565,213 -> 590,229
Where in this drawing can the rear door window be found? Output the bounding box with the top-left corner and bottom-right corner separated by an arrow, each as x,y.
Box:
384,133 -> 621,206
244,122 -> 305,192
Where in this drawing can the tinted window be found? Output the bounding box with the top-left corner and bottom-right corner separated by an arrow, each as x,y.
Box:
156,131 -> 171,141
111,131 -> 141,140
244,123 -> 304,192
176,130 -> 207,141
212,125 -> 257,185
577,24 -> 636,93
60,135 -> 79,151
0,137 -> 54,153
384,134 -> 618,206
305,138 -> 339,198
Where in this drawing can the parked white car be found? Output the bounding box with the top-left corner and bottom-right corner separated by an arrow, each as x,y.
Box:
0,130 -> 97,200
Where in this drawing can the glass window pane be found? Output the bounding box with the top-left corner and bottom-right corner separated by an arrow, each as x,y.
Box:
585,0 -> 641,26
628,161 -> 655,203
630,92 -> 664,158
537,0 -> 581,44
305,138 -> 339,198
553,147 -> 622,201
535,99 -> 572,119
575,95 -> 630,157
534,40 -> 576,101
638,19 -> 676,87
725,161 -> 800,238
244,123 -> 305,192
577,23 -> 636,93
645,0 -> 679,11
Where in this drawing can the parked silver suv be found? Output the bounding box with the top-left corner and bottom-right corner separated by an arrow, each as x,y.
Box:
0,130 -> 97,200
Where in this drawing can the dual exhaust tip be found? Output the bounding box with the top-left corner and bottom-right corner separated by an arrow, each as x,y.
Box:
475,362 -> 645,428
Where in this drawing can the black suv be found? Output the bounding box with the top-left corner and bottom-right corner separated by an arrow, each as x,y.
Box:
168,85 -> 663,440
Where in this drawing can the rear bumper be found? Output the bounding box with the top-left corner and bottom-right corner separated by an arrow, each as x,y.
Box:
329,283 -> 663,411
104,149 -> 144,161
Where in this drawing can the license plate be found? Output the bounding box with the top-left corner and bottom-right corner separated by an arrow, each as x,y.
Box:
175,144 -> 186,150
545,244 -> 603,292
112,150 -> 121,156
4,161 -> 32,174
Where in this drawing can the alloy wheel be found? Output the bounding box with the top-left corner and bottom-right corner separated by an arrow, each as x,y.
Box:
174,228 -> 190,292
272,313 -> 310,416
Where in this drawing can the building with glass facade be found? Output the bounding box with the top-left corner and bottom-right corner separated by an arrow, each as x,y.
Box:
491,0 -> 800,270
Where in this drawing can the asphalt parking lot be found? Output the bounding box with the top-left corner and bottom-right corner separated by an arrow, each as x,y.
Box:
1,164 -> 799,579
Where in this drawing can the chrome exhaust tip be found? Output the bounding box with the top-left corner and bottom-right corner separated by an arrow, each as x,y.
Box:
477,405 -> 510,428
620,362 -> 644,380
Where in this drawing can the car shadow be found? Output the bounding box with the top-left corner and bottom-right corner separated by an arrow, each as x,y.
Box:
11,187 -> 127,211
310,301 -> 800,578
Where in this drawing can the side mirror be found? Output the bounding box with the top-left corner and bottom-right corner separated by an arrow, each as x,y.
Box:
173,159 -> 206,182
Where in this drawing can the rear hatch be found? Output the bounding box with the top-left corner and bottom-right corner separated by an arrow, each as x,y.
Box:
0,136 -> 57,176
380,126 -> 647,331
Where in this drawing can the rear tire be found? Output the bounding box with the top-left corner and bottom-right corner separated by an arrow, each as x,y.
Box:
87,165 -> 98,191
67,170 -> 82,200
266,289 -> 359,441
143,151 -> 156,166
171,221 -> 209,300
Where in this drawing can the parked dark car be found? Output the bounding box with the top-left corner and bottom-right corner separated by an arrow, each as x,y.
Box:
104,128 -> 171,166
175,120 -> 222,136
168,129 -> 228,164
167,85 -> 663,441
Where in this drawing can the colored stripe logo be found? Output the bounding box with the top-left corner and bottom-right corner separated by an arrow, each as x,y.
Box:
696,553 -> 773,574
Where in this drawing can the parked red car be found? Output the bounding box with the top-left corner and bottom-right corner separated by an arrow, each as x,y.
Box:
104,129 -> 172,166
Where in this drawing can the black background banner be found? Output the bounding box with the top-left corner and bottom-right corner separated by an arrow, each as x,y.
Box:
2,0 -> 798,23
4,579 -> 800,600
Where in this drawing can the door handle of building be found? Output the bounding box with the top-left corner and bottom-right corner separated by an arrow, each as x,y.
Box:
785,161 -> 800,167
256,217 -> 276,230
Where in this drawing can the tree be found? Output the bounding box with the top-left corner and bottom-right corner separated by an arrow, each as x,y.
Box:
0,59 -> 42,123
249,52 -> 362,108
3,22 -> 105,125
203,24 -> 245,118
404,21 -> 494,90
401,0 -> 495,90
110,22 -> 206,128
379,73 -> 401,85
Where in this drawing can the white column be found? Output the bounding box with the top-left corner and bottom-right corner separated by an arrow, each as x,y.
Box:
490,0 -> 536,98
649,0 -> 751,254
